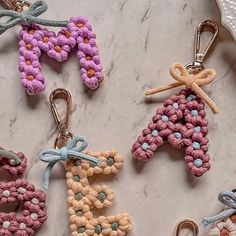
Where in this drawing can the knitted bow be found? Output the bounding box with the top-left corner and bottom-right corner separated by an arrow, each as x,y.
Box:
145,63 -> 219,114
0,0 -> 68,34
40,136 -> 101,190
202,191 -> 236,226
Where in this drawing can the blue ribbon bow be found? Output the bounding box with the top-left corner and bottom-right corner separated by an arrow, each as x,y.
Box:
202,191 -> 236,226
39,136 -> 101,190
0,0 -> 68,34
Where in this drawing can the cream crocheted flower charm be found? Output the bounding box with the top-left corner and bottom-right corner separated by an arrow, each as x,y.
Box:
66,150 -> 132,236
208,219 -> 236,236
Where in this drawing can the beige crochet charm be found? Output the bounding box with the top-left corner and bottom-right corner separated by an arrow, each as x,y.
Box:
66,150 -> 132,236
207,217 -> 236,236
40,88 -> 132,236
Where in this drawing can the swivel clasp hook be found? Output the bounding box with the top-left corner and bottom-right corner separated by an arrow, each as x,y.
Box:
49,88 -> 74,148
185,20 -> 219,70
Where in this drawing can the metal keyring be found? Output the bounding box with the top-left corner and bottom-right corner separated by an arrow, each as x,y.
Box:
175,219 -> 199,236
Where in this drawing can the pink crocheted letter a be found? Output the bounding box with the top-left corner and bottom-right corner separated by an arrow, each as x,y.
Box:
132,89 -> 210,177
19,16 -> 103,95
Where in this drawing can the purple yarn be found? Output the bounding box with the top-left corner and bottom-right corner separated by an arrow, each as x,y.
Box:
19,16 -> 103,95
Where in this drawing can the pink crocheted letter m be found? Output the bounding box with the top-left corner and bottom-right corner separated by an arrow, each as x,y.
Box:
132,89 -> 210,177
19,16 -> 103,94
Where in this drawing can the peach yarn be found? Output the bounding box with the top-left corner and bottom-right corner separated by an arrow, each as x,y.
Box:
66,149 -> 132,236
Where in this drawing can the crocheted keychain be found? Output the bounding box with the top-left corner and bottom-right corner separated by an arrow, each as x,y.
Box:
132,20 -> 219,177
39,88 -> 132,236
0,0 -> 103,94
174,190 -> 236,236
0,148 -> 47,235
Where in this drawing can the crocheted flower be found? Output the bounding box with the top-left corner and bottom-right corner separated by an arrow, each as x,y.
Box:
58,28 -> 78,48
68,202 -> 93,223
184,100 -> 206,124
15,215 -> 34,236
208,219 -> 236,236
168,123 -> 191,149
77,28 -> 97,50
25,190 -> 47,212
100,150 -> 123,175
19,52 -> 41,71
86,216 -> 109,236
20,24 -> 42,38
19,36 -> 41,57
20,66 -> 45,95
34,29 -> 55,51
78,47 -> 100,67
143,122 -> 166,144
0,213 -> 18,235
47,36 -> 71,62
180,89 -> 199,102
70,218 -> 90,236
131,131 -> 162,161
23,208 -> 47,230
186,135 -> 209,154
67,185 -> 91,206
1,151 -> 27,176
88,185 -> 115,209
152,107 -> 178,130
103,214 -> 132,236
185,151 -> 210,176
164,94 -> 187,119
80,63 -> 103,90
12,179 -> 35,201
69,16 -> 92,32
185,118 -> 208,138
66,168 -> 89,189
0,182 -> 18,204
80,153 -> 103,176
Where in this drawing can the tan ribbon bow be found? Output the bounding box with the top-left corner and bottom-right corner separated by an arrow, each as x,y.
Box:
145,63 -> 219,114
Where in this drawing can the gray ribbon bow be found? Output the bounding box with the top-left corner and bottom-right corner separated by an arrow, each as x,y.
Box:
39,136 -> 101,190
202,191 -> 236,226
0,0 -> 68,34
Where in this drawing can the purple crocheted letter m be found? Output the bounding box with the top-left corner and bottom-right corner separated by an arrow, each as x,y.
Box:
19,16 -> 103,95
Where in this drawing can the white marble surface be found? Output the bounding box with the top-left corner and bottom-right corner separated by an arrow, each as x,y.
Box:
0,0 -> 236,235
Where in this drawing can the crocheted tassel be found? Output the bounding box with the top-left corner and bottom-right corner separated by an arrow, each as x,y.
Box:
19,16 -> 103,95
0,149 -> 47,235
132,89 -> 210,177
66,149 -> 132,236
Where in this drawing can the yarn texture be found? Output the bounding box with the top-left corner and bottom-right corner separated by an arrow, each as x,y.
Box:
203,191 -> 236,236
40,136 -> 101,190
0,149 -> 47,235
132,89 -> 210,177
19,16 -> 103,94
66,149 -> 132,236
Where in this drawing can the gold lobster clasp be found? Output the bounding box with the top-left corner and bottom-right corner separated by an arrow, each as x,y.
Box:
49,88 -> 74,148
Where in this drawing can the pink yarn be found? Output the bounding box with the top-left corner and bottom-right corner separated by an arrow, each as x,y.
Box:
19,16 -> 103,95
0,149 -> 47,235
132,89 -> 210,177
0,150 -> 27,176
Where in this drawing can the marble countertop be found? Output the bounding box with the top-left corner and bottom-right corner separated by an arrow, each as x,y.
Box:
1,0 -> 236,235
